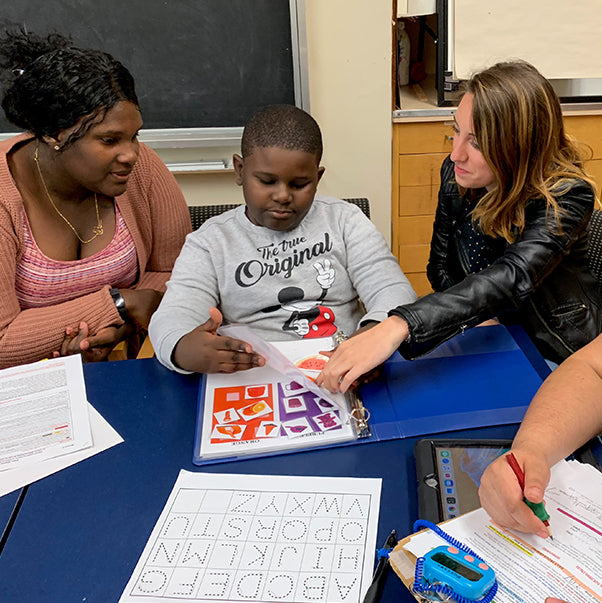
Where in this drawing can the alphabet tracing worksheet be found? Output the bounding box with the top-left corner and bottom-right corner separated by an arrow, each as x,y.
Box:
120,471 -> 381,603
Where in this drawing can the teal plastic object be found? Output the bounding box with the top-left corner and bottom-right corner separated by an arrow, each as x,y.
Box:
422,545 -> 496,601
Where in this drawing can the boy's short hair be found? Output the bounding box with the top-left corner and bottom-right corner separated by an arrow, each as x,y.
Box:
241,104 -> 323,161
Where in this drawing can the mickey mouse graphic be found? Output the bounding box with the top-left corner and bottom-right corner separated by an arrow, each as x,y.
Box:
261,260 -> 337,338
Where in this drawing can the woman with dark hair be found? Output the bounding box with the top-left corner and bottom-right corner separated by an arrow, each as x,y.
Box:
318,60 -> 602,393
0,29 -> 191,367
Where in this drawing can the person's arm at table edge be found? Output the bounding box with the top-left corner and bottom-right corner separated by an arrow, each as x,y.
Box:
171,308 -> 264,374
511,334 -> 602,466
479,334 -> 602,535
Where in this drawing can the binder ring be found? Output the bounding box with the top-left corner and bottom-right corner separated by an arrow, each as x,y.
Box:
350,406 -> 370,427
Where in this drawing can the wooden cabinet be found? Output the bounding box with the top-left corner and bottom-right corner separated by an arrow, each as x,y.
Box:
392,113 -> 602,297
392,119 -> 453,296
564,114 -> 602,200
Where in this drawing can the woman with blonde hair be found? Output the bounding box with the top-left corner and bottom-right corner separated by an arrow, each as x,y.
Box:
318,60 -> 602,393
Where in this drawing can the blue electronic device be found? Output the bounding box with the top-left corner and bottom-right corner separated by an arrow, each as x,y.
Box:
421,545 -> 496,601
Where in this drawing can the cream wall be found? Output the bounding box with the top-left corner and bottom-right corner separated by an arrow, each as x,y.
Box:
169,1 -> 394,245
305,0 -> 393,244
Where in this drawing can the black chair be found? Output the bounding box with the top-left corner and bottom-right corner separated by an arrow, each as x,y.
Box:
188,204 -> 240,230
188,197 -> 370,230
587,208 -> 602,283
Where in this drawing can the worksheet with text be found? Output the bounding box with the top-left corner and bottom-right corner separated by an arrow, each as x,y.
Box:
402,460 -> 602,602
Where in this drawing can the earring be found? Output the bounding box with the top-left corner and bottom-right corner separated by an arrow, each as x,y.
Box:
54,145 -> 60,151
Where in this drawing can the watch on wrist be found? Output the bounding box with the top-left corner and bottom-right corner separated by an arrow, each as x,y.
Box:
109,288 -> 128,321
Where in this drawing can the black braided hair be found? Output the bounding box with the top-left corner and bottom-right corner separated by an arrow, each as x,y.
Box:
0,27 -> 138,146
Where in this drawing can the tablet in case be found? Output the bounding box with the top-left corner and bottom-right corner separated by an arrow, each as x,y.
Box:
414,438 -> 512,523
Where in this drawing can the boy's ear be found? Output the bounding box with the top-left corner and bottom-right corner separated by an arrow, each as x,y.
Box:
233,154 -> 244,185
317,166 -> 326,182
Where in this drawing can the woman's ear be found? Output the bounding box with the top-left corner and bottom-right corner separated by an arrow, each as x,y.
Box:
233,154 -> 244,186
41,135 -> 62,151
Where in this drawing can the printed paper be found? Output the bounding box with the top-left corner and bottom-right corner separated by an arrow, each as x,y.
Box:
120,471 -> 382,603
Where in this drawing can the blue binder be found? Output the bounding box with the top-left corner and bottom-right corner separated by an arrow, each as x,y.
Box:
361,324 -> 548,442
192,325 -> 548,465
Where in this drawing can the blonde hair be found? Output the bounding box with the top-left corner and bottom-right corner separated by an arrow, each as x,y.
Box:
464,60 -> 597,242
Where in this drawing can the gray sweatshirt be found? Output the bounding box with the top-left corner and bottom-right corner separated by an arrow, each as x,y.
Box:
150,196 -> 416,372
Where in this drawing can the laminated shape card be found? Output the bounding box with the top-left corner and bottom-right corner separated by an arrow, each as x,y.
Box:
195,338 -> 356,461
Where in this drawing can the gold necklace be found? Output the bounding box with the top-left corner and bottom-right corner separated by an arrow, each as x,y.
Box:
33,143 -> 103,244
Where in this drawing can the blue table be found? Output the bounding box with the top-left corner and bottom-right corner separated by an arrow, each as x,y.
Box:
0,328 -> 540,603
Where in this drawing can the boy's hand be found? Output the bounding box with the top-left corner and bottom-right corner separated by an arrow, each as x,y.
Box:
173,308 -> 266,373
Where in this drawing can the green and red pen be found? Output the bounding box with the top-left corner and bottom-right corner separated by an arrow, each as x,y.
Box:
506,451 -> 553,539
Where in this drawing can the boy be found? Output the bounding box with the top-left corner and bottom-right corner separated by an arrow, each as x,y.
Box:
149,105 -> 416,373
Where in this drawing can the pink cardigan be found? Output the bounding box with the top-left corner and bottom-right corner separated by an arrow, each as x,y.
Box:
0,134 -> 191,367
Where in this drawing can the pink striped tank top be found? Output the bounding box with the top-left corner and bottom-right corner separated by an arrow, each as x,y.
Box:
15,206 -> 139,309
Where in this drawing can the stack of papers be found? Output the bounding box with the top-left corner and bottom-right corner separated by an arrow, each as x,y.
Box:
0,355 -> 122,497
393,459 -> 602,602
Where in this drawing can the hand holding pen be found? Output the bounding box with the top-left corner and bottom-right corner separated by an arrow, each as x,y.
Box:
479,449 -> 553,537
505,452 -> 553,539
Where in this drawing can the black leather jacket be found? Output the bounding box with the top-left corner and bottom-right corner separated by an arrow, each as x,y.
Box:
390,156 -> 602,363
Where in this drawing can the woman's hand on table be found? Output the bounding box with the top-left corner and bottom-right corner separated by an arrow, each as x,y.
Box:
81,323 -> 136,361
53,321 -> 135,362
316,315 -> 409,393
173,307 -> 265,373
324,321 -> 384,389
478,450 -> 551,538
